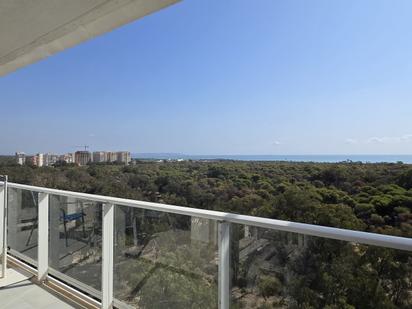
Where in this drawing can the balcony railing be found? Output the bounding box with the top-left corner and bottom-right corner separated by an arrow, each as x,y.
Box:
1,178 -> 412,308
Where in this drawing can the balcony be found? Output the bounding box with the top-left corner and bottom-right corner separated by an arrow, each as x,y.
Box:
1,179 -> 412,309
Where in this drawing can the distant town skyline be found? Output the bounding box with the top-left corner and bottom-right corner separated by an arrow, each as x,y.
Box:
15,150 -> 131,166
2,0 -> 412,155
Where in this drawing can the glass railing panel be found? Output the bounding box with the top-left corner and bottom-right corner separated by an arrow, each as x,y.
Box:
114,205 -> 218,308
230,224 -> 412,308
7,188 -> 38,264
49,194 -> 102,294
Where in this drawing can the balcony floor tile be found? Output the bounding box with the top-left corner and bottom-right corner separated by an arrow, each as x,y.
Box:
0,266 -> 75,309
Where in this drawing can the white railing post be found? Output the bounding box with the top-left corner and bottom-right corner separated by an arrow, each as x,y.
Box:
102,203 -> 114,309
0,176 -> 8,279
218,221 -> 230,309
38,192 -> 49,282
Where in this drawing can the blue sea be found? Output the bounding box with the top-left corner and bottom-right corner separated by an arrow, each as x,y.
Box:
133,153 -> 412,164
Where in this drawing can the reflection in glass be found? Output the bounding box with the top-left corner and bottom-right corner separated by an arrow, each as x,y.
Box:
7,188 -> 38,263
231,225 -> 412,308
49,195 -> 102,292
114,206 -> 218,308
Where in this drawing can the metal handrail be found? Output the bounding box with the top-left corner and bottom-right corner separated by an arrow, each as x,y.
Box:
2,181 -> 412,252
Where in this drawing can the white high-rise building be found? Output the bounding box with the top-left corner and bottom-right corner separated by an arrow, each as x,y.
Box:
36,153 -> 44,167
15,152 -> 26,165
59,153 -> 74,164
29,153 -> 44,167
44,153 -> 59,166
117,151 -> 131,164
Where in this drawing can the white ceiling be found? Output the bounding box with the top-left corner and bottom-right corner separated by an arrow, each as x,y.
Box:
0,0 -> 179,76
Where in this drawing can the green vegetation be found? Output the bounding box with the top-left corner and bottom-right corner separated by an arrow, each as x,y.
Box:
2,158 -> 412,308
2,159 -> 412,235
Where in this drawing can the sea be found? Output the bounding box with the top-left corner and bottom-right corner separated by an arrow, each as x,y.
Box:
132,154 -> 412,164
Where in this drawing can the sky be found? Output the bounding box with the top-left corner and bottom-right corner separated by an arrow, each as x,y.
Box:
1,0 -> 412,155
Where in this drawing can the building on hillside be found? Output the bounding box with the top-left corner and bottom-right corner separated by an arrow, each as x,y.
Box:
107,151 -> 117,163
93,151 -> 107,163
75,151 -> 91,166
15,152 -> 26,165
117,151 -> 131,164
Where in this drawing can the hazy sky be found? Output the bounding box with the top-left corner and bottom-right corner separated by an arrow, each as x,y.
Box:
1,0 -> 412,155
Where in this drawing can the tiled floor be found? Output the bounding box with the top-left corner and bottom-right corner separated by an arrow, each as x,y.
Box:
0,267 -> 75,308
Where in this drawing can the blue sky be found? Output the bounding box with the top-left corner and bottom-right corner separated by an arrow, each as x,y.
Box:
1,0 -> 412,155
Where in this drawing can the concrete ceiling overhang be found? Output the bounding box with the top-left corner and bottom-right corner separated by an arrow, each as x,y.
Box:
0,0 -> 179,76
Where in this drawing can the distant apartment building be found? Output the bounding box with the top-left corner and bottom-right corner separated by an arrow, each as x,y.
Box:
36,153 -> 44,167
15,150 -> 130,166
44,153 -> 50,166
117,151 -> 131,164
44,153 -> 59,166
93,151 -> 107,163
28,153 -> 44,167
15,152 -> 26,165
59,153 -> 75,164
107,151 -> 117,163
75,151 -> 91,166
